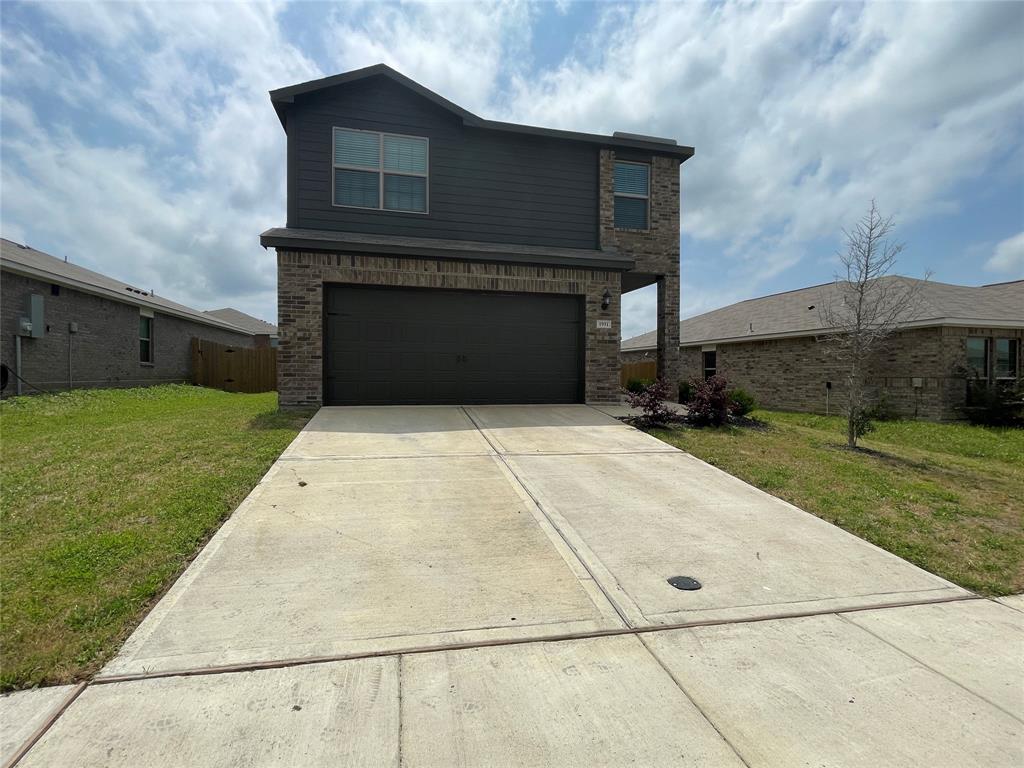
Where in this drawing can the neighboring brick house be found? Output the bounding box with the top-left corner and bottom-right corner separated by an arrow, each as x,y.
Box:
622,277 -> 1024,421
204,308 -> 279,348
1,238 -> 257,397
262,64 -> 692,407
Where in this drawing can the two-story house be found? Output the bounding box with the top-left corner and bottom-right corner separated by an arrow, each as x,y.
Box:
261,64 -> 693,408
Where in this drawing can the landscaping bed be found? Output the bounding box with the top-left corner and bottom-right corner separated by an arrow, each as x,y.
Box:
647,410 -> 1023,596
0,385 -> 311,691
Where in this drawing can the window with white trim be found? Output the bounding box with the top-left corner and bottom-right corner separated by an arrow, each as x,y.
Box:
702,350 -> 717,380
966,337 -> 988,380
613,161 -> 649,229
332,128 -> 428,213
995,338 -> 1018,380
139,312 -> 153,364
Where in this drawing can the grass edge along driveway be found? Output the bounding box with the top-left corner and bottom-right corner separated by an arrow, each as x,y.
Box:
650,410 -> 1023,598
1,385 -> 312,691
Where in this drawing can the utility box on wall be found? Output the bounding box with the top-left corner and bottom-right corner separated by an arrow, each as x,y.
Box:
19,294 -> 44,338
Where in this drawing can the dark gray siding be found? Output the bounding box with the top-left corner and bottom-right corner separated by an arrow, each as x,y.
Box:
1,271 -> 254,396
287,76 -> 599,249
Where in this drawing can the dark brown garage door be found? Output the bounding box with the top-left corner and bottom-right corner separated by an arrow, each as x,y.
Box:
324,284 -> 583,405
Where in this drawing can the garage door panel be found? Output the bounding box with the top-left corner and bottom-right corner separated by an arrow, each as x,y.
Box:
324,285 -> 583,406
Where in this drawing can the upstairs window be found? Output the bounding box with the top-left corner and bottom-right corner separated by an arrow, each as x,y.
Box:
139,312 -> 154,364
333,128 -> 428,213
966,337 -> 988,379
995,338 -> 1018,380
613,161 -> 649,229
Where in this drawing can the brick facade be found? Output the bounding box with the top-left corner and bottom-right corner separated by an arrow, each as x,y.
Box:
623,325 -> 1024,420
1,271 -> 254,396
277,251 -> 622,408
599,150 -> 681,385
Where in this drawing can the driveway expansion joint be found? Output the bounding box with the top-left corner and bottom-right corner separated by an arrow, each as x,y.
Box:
458,406 -> 634,627
2,683 -> 86,768
90,592 -> 984,687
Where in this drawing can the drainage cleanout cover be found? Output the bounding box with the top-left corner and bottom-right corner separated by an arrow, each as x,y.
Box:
667,575 -> 702,591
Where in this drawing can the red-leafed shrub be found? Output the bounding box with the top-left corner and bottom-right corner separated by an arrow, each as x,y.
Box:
624,378 -> 675,426
686,375 -> 732,426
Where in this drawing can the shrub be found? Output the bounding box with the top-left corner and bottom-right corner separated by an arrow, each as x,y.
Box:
678,380 -> 694,404
624,378 -> 675,426
849,407 -> 876,440
727,387 -> 756,417
865,393 -> 899,422
625,377 -> 655,394
962,382 -> 1024,427
686,376 -> 732,426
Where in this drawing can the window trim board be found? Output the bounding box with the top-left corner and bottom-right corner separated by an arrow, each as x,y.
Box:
331,126 -> 430,215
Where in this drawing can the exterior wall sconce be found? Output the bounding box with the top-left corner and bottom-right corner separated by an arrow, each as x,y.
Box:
601,288 -> 612,310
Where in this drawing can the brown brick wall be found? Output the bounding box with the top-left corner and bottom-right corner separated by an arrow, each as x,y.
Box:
654,326 -> 1023,421
599,150 -> 681,384
1,271 -> 254,396
277,250 -> 621,408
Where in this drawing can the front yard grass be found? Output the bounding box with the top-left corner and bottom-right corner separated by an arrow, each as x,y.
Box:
650,411 -> 1023,597
0,385 -> 311,691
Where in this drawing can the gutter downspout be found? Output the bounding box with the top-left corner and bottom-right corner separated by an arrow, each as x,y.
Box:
15,335 -> 22,396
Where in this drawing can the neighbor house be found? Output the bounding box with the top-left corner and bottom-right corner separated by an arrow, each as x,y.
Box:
1,238 -> 258,396
621,277 -> 1024,421
261,64 -> 693,407
204,308 -> 279,348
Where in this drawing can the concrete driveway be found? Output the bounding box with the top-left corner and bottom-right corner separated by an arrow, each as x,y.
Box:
6,405 -> 1022,767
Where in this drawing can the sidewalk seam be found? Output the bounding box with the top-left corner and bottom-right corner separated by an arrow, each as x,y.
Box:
835,611 -> 1024,725
637,634 -> 753,768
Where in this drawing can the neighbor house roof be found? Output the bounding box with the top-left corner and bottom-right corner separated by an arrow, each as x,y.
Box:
0,238 -> 253,335
204,308 -> 278,336
260,228 -> 634,271
622,276 -> 1024,351
269,63 -> 695,161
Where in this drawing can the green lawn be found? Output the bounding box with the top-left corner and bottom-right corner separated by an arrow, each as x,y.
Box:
650,411 -> 1024,597
0,385 -> 311,691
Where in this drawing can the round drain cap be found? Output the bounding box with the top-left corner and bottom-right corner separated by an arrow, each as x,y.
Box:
667,575 -> 702,591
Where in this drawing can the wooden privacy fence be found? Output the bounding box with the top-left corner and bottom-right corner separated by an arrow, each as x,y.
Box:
191,338 -> 277,393
620,359 -> 657,388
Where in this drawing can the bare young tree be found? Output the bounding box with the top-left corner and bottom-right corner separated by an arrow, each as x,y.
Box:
820,200 -> 927,448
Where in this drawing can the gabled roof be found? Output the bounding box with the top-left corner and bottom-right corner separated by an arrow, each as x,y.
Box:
204,308 -> 278,335
622,276 -> 1024,350
270,63 -> 694,161
0,238 -> 254,336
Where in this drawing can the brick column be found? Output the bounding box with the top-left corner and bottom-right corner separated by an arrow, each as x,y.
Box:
656,274 -> 681,385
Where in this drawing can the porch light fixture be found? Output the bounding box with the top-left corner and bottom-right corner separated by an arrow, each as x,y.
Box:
601,288 -> 612,310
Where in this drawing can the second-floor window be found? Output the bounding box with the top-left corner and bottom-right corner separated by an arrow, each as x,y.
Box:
333,128 -> 428,213
613,161 -> 649,229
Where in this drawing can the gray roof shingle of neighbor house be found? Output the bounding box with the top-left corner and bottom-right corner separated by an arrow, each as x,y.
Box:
622,276 -> 1024,351
0,238 -> 252,335
203,307 -> 278,336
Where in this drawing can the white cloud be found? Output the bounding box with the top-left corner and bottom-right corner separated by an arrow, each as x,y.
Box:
322,1 -> 535,114
1,2 -> 321,322
1,0 -> 1021,333
985,232 -> 1024,275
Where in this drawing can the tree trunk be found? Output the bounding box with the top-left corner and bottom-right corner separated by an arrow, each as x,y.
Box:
846,362 -> 860,448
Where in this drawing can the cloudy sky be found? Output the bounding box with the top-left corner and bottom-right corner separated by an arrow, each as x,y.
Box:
1,1 -> 1022,339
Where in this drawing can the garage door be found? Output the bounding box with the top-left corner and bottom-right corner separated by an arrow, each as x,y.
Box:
324,284 -> 584,405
